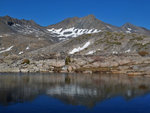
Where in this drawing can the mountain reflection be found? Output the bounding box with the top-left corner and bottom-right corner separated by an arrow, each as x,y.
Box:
0,73 -> 150,107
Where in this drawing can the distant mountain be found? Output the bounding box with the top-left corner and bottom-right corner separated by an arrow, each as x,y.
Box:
121,23 -> 150,35
47,15 -> 120,30
0,15 -> 47,36
46,15 -> 150,40
46,15 -> 120,39
1,15 -> 150,40
0,15 -> 150,57
0,16 -> 54,56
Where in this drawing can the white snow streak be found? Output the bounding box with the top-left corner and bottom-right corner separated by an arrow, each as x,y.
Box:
26,46 -> 29,50
126,31 -> 131,33
0,46 -> 13,54
125,49 -> 131,53
126,28 -> 132,33
86,50 -> 96,55
59,38 -> 66,41
127,28 -> 132,31
19,51 -> 23,55
69,41 -> 91,54
113,51 -> 118,54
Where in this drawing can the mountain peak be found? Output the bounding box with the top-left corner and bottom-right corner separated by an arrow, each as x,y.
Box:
122,22 -> 135,27
83,14 -> 96,19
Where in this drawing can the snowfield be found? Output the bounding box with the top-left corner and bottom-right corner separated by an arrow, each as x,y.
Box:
47,27 -> 101,38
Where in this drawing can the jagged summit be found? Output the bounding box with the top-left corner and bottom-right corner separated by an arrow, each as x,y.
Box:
0,15 -> 38,26
122,22 -> 135,27
47,14 -> 114,30
121,22 -> 150,35
82,14 -> 96,19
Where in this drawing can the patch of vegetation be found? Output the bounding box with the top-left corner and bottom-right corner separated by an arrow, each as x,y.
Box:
133,43 -> 143,47
53,66 -> 62,73
95,39 -> 104,45
133,43 -> 150,50
3,52 -> 9,57
105,32 -> 112,36
136,36 -> 144,41
65,56 -> 71,65
131,33 -> 137,37
130,36 -> 143,41
22,59 -> 30,64
138,51 -> 149,56
107,41 -> 121,45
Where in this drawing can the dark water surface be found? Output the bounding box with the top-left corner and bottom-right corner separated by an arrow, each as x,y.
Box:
0,73 -> 150,113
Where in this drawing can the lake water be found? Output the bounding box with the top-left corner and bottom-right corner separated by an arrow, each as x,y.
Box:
0,73 -> 150,113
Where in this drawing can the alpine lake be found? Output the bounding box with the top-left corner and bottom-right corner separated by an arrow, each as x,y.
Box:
0,73 -> 150,113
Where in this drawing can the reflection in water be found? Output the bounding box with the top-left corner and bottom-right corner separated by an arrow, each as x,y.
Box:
0,73 -> 150,108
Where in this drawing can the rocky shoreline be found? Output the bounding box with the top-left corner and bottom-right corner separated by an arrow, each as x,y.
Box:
0,54 -> 150,77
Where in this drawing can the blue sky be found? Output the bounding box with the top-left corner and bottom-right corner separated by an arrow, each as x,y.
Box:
1,0 -> 150,29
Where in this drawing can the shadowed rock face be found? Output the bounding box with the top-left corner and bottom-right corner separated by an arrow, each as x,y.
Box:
0,73 -> 150,107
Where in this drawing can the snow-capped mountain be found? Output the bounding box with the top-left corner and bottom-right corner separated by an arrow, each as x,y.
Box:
0,15 -> 150,57
1,15 -> 150,41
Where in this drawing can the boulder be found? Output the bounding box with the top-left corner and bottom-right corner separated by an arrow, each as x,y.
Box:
67,66 -> 72,72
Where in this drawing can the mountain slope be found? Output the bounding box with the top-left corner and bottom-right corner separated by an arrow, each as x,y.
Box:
0,16 -> 54,56
46,15 -> 150,40
46,15 -> 121,39
47,15 -> 120,30
0,15 -> 150,57
121,23 -> 150,35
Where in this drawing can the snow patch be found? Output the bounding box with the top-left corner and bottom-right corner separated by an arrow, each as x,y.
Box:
59,38 -> 66,41
0,46 -> 13,54
47,27 -> 101,38
69,41 -> 91,54
86,50 -> 96,55
113,51 -> 118,54
26,46 -> 29,50
125,49 -> 131,53
107,26 -> 112,29
19,51 -> 23,55
127,28 -> 132,31
126,31 -> 131,33
15,24 -> 21,26
126,28 -> 132,33
0,35 -> 3,37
